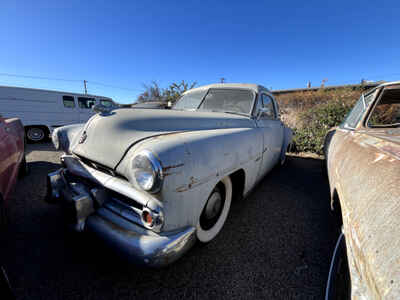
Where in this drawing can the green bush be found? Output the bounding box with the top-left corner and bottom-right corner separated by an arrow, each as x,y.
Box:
292,101 -> 353,155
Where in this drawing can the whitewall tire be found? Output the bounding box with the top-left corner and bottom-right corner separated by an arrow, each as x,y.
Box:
196,176 -> 232,243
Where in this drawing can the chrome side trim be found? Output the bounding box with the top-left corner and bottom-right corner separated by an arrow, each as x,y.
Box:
104,199 -> 143,226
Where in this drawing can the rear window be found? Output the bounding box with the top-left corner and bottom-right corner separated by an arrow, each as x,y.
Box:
63,96 -> 75,108
78,97 -> 96,109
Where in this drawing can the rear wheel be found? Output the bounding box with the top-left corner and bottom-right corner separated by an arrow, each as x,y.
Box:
326,233 -> 351,300
26,127 -> 47,143
196,176 -> 232,243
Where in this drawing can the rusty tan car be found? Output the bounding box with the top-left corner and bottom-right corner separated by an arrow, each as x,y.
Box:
324,81 -> 400,299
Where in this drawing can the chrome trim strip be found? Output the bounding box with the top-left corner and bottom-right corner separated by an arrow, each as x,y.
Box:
62,154 -> 157,208
104,199 -> 143,226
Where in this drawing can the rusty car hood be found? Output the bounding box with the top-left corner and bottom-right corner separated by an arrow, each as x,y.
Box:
72,108 -> 254,169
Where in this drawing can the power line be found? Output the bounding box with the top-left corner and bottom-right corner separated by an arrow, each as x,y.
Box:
0,72 -> 143,94
0,72 -> 81,82
88,81 -> 143,92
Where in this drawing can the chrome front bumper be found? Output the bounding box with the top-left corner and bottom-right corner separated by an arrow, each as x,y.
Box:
46,156 -> 196,267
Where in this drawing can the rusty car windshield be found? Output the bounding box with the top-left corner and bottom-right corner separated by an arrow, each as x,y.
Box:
173,88 -> 255,116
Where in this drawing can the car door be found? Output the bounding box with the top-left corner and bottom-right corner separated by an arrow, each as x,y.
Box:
77,97 -> 97,123
255,93 -> 284,177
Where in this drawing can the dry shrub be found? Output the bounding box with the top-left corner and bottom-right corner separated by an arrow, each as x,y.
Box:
274,87 -> 363,154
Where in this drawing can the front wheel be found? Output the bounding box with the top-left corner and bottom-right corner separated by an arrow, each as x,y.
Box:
196,176 -> 232,243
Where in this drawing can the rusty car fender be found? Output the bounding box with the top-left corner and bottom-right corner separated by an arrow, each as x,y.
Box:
327,127 -> 400,299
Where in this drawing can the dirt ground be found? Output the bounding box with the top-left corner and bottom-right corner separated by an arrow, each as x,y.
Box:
2,143 -> 339,299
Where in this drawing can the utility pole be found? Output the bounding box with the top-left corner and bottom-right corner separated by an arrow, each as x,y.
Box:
220,77 -> 225,83
83,80 -> 88,94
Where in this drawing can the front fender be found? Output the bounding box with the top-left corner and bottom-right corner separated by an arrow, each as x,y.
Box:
52,123 -> 85,153
117,128 -> 263,231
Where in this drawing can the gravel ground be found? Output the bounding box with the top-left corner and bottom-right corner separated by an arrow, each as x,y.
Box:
2,143 -> 339,299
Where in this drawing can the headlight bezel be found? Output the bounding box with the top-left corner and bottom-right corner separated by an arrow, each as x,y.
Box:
131,150 -> 163,193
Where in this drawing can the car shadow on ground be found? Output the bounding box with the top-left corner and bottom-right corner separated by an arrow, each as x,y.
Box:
25,142 -> 57,155
3,155 -> 340,299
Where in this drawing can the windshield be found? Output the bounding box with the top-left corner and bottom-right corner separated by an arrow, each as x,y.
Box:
173,89 -> 207,110
173,88 -> 255,115
341,92 -> 375,129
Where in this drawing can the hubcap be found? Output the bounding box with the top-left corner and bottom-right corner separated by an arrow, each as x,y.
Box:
200,186 -> 225,230
28,128 -> 44,141
204,192 -> 222,220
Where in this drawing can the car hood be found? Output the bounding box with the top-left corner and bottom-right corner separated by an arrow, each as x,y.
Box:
72,108 -> 254,169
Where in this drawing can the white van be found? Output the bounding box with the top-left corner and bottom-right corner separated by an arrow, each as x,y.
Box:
0,85 -> 117,142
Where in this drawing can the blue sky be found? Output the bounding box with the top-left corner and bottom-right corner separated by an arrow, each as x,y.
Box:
1,0 -> 399,103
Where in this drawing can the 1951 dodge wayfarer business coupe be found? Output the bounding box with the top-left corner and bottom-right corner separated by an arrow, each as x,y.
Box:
324,81 -> 400,299
46,83 -> 292,267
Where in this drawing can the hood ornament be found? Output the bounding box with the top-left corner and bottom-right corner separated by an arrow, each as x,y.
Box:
79,131 -> 87,144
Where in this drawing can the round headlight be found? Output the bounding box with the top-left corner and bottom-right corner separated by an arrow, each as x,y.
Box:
131,150 -> 163,193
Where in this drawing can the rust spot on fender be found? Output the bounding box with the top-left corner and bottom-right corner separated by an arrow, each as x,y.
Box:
176,185 -> 188,193
163,163 -> 184,171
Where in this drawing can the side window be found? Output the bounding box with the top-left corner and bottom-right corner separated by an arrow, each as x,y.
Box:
78,97 -> 96,109
63,95 -> 75,108
261,94 -> 276,119
100,99 -> 113,107
368,89 -> 400,127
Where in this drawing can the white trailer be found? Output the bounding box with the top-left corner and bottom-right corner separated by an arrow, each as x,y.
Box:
0,85 -> 117,142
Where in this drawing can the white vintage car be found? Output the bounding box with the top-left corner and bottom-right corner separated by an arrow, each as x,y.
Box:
46,83 -> 292,267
